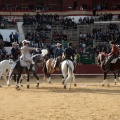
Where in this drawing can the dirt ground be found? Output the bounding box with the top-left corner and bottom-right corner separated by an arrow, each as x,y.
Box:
0,76 -> 120,120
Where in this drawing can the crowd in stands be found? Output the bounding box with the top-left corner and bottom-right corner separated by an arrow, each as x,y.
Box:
36,1 -> 48,12
23,13 -> 78,29
0,33 -> 9,61
92,3 -> 120,10
0,1 -> 119,11
78,23 -> 120,56
78,17 -> 94,25
99,13 -> 113,21
1,4 -> 21,11
25,31 -> 48,46
111,4 -> 120,10
52,31 -> 67,43
92,3 -> 108,10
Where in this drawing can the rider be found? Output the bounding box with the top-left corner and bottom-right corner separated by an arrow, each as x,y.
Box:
20,40 -> 38,71
64,42 -> 74,61
63,42 -> 75,73
104,41 -> 119,71
11,42 -> 19,61
53,43 -> 63,70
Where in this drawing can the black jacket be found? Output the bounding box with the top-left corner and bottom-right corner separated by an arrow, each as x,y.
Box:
64,47 -> 74,61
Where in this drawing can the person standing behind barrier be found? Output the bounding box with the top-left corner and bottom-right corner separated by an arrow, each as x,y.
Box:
0,33 -> 3,48
9,32 -> 15,43
14,32 -> 19,43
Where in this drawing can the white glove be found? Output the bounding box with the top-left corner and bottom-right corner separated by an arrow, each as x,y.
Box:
36,48 -> 38,51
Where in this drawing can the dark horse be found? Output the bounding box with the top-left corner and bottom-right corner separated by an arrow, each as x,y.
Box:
98,52 -> 120,86
7,54 -> 45,90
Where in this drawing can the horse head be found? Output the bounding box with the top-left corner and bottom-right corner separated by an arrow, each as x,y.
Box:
97,52 -> 107,65
9,59 -> 14,64
41,49 -> 48,57
62,53 -> 65,60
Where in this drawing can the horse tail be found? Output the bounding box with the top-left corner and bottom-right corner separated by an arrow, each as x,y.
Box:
7,62 -> 16,85
43,63 -> 47,80
66,60 -> 73,77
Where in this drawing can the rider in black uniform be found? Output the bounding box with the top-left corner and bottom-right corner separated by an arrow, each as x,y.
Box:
64,42 -> 74,61
64,42 -> 75,73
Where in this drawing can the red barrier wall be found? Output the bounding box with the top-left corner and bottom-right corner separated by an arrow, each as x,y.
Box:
37,64 -> 104,74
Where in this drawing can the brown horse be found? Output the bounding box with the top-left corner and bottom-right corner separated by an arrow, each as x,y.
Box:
43,56 -> 62,83
98,52 -> 120,86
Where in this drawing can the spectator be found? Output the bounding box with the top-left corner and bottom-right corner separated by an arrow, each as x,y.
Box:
0,33 -> 3,45
14,32 -> 19,43
9,32 -> 15,43
45,24 -> 51,31
12,17 -> 17,24
11,42 -> 19,61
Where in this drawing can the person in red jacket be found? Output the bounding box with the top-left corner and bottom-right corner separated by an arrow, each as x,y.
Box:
105,41 -> 119,71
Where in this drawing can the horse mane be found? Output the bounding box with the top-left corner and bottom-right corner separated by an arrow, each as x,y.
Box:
31,54 -> 42,59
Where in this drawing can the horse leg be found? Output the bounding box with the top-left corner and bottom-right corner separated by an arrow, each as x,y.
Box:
72,74 -> 77,87
20,75 -> 23,87
114,72 -> 117,85
61,75 -> 65,85
64,75 -> 71,89
32,70 -> 39,88
13,74 -> 17,86
102,72 -> 106,87
61,72 -> 66,88
16,74 -> 21,90
47,74 -> 51,84
102,72 -> 110,87
26,72 -> 30,89
3,69 -> 9,81
118,70 -> 120,80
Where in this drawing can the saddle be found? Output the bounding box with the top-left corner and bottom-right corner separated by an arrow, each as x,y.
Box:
20,60 -> 30,69
111,58 -> 119,63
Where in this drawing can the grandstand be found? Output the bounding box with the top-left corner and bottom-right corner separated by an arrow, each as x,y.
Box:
0,0 -> 119,65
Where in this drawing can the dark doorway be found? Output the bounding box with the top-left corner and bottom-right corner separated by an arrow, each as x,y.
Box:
73,0 -> 78,10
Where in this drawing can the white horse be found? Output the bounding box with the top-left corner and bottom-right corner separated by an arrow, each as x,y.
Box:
0,59 -> 14,81
7,49 -> 48,89
61,59 -> 76,89
0,59 -> 24,86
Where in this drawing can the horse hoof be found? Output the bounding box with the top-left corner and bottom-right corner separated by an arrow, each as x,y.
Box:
74,84 -> 77,87
27,85 -> 29,89
68,88 -> 71,90
0,86 -> 2,88
102,84 -> 104,87
49,81 -> 51,84
8,85 -> 10,86
62,81 -> 65,85
108,84 -> 110,87
64,86 -> 66,89
36,83 -> 39,89
114,82 -> 116,85
21,85 -> 23,87
16,86 -> 20,90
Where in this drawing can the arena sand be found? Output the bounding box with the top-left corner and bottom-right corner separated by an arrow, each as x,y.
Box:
0,76 -> 120,120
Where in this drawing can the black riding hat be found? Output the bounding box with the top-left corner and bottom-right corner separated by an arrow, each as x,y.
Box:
68,42 -> 72,46
109,41 -> 115,44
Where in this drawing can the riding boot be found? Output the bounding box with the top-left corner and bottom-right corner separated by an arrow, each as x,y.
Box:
29,64 -> 34,71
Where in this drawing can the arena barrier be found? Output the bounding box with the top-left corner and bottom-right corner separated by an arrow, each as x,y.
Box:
36,64 -> 113,76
